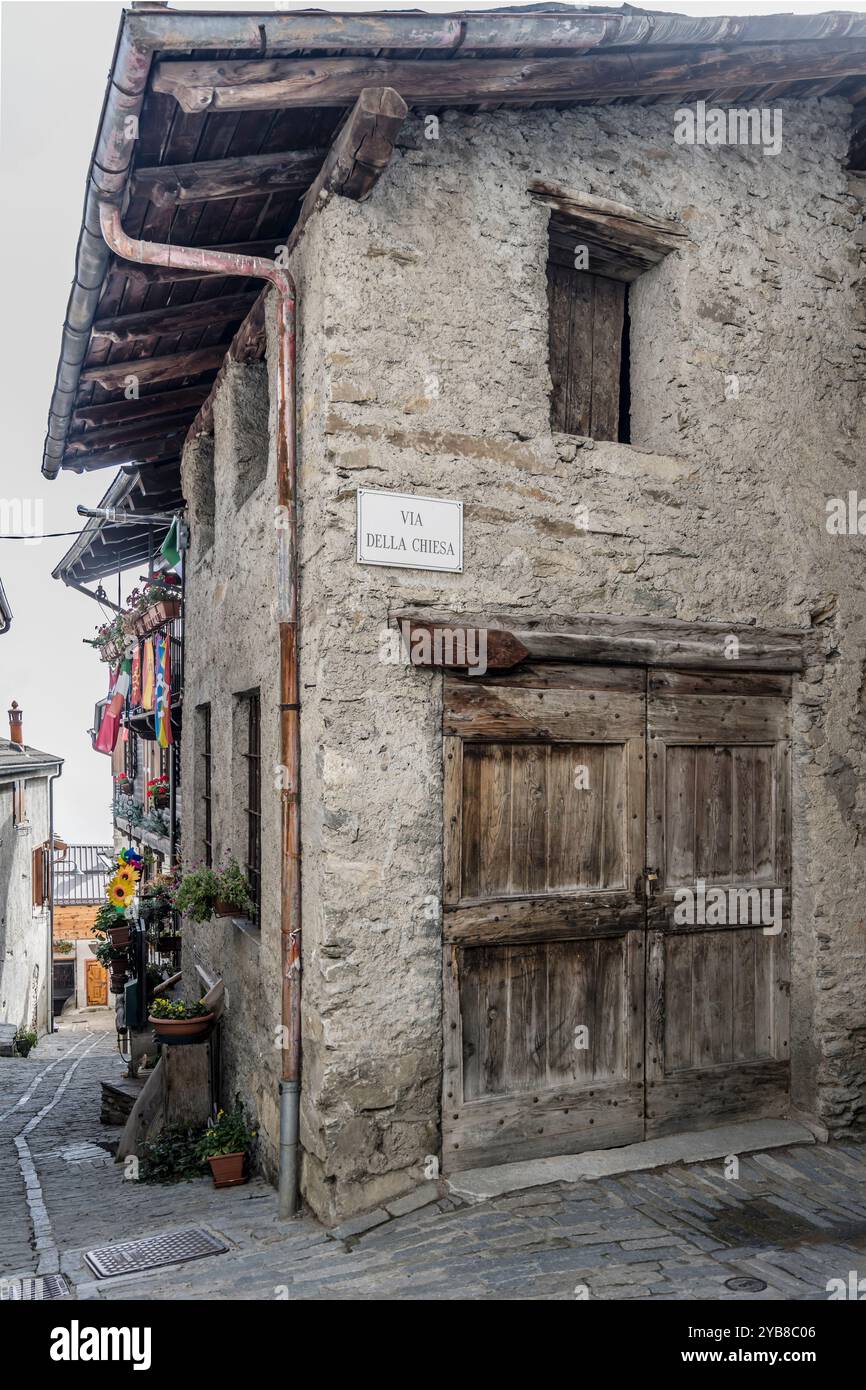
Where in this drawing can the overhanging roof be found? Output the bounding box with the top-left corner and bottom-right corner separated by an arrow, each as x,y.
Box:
53,462 -> 183,587
42,4 -> 866,484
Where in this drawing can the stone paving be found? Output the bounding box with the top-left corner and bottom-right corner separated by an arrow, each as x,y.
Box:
2,1019 -> 866,1301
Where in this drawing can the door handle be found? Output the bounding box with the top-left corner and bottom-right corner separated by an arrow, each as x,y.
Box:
645,868 -> 659,898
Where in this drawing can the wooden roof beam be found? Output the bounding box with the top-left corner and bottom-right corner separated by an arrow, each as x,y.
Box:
91,292 -> 257,346
79,346 -> 223,391
66,414 -> 195,455
188,87 -> 408,441
152,42 -> 866,114
132,149 -> 327,209
62,443 -> 182,473
72,386 -> 210,430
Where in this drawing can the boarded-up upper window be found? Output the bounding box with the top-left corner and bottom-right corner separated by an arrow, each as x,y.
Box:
547,265 -> 626,441
534,181 -> 687,444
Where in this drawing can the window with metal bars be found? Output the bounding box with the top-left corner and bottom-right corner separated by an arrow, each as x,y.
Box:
243,693 -> 261,917
196,703 -> 212,868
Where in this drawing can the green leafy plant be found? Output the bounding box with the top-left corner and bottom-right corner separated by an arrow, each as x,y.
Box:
93,938 -> 127,969
216,858 -> 255,918
139,1125 -> 207,1184
54,940 -> 74,955
94,900 -> 120,936
13,1028 -> 38,1058
196,1107 -> 256,1161
173,865 -> 220,922
149,997 -> 208,1020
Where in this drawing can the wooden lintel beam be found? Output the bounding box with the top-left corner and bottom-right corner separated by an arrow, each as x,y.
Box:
79,347 -> 224,390
152,43 -> 866,113
392,614 -> 806,673
73,387 -> 210,429
132,148 -> 326,209
91,292 -> 257,345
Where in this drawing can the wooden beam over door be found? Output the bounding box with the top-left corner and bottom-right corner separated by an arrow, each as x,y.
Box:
393,612 -> 806,673
153,42 -> 866,113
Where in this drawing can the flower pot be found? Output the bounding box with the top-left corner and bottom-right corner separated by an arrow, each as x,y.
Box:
134,599 -> 181,639
110,969 -> 128,994
148,1011 -> 214,1044
207,1152 -> 247,1188
100,639 -> 122,663
156,934 -> 182,953
107,923 -> 131,948
151,790 -> 170,809
212,898 -> 237,918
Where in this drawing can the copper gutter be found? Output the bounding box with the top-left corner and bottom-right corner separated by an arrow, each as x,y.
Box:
98,202 -> 303,1218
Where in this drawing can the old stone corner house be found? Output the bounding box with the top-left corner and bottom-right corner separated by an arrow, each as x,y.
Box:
45,5 -> 865,1223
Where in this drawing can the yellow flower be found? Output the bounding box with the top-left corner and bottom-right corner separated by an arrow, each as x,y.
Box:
107,871 -> 135,907
115,866 -> 138,888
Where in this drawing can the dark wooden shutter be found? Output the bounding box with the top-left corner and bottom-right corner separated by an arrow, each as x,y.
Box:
33,845 -> 45,908
547,264 -> 625,440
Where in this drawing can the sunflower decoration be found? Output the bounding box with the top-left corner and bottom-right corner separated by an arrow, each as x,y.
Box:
117,847 -> 143,872
114,864 -> 138,890
107,870 -> 136,911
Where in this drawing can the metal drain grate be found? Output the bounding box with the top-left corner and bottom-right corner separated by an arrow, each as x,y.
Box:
0,1273 -> 70,1300
85,1227 -> 228,1279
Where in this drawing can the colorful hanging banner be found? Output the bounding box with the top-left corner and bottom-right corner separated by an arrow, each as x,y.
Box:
94,658 -> 131,755
141,638 -> 155,711
154,634 -> 173,748
131,643 -> 141,706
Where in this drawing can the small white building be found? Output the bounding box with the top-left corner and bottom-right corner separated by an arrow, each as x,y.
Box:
0,704 -> 63,1041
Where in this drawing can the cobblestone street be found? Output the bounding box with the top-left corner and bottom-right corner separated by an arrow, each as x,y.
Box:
1,1019 -> 865,1302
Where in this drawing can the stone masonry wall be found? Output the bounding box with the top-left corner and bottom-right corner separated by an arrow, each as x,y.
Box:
294,98 -> 866,1221
182,97 -> 865,1223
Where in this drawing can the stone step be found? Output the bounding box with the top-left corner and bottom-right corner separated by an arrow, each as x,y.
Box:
100,1077 -> 146,1127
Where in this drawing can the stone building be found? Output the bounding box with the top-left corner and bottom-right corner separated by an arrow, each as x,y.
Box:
0,705 -> 63,1040
44,6 -> 866,1223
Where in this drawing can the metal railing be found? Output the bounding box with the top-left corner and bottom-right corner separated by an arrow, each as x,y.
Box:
52,844 -> 115,905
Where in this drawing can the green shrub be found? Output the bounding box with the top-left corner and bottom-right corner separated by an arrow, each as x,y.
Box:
139,1125 -> 207,1184
149,997 -> 208,1020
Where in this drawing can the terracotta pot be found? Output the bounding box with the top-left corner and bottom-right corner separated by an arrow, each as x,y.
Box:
207,1152 -> 247,1188
107,923 -> 131,948
148,1011 -> 214,1043
135,599 -> 181,639
100,639 -> 122,663
212,898 -> 237,918
110,970 -> 128,994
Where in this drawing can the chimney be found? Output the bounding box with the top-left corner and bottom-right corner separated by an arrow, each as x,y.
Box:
8,700 -> 23,745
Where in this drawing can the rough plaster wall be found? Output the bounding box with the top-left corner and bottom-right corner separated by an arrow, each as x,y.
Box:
293,99 -> 866,1219
180,361 -> 283,1180
0,777 -> 51,1034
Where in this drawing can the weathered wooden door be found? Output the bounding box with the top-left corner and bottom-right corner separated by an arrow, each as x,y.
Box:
441,663 -> 792,1171
645,671 -> 791,1135
442,665 -> 646,1171
86,959 -> 108,1007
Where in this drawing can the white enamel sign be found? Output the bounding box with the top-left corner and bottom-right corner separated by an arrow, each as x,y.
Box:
356,488 -> 463,573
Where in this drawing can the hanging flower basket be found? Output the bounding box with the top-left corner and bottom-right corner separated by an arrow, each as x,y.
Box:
134,599 -> 181,639
100,638 -> 123,664
110,965 -> 129,993
148,1011 -> 214,1044
156,933 -> 182,953
106,922 -> 131,948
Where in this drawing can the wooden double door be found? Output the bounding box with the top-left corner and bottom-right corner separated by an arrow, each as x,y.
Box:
442,664 -> 791,1172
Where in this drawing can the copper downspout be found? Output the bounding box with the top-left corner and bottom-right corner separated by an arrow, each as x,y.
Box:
98,203 -> 303,1218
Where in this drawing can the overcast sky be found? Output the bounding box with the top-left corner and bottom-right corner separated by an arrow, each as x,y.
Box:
1,0 -> 863,842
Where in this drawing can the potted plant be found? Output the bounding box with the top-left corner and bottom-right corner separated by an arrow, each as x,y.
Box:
147,774 -> 170,809
54,939 -> 74,956
148,996 -> 214,1043
113,773 -> 134,796
13,1028 -> 38,1059
131,575 -> 182,639
173,864 -> 220,922
196,1107 -> 255,1188
139,871 -> 175,925
213,858 -> 255,919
